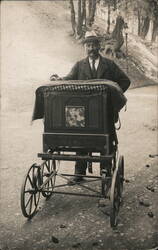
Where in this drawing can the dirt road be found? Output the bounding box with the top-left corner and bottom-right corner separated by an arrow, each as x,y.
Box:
0,1 -> 158,250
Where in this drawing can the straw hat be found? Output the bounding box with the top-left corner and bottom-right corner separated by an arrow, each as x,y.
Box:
82,31 -> 101,44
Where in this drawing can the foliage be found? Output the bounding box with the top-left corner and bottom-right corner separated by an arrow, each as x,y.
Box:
102,0 -> 118,10
125,0 -> 158,40
104,0 -> 158,40
69,0 -> 158,41
101,0 -> 158,21
127,0 -> 158,20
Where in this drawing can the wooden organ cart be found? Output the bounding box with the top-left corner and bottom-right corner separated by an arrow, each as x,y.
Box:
20,80 -> 126,228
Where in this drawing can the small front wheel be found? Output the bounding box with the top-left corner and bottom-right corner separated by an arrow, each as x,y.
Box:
21,164 -> 40,218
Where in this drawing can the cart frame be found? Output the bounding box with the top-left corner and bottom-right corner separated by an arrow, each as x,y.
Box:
21,81 -> 125,228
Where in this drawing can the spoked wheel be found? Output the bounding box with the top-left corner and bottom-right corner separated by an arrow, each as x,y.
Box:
41,159 -> 56,198
118,156 -> 124,199
21,164 -> 40,219
110,165 -> 121,228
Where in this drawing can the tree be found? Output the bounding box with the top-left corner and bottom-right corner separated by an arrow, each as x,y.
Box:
69,0 -> 76,36
136,0 -> 151,38
82,0 -> 87,26
107,1 -> 111,34
69,0 -> 98,39
77,0 -> 82,37
101,0 -> 120,34
152,18 -> 158,42
69,0 -> 87,39
127,0 -> 158,41
87,0 -> 97,27
150,0 -> 158,42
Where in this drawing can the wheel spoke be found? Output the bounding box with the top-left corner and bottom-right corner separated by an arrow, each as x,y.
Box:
25,194 -> 32,209
51,178 -> 54,187
29,194 -> 33,215
24,189 -> 34,194
28,174 -> 33,187
33,193 -> 37,207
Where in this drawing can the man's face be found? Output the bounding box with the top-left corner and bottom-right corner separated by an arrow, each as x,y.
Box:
85,41 -> 100,59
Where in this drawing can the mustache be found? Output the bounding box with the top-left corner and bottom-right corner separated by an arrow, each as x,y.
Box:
88,50 -> 97,54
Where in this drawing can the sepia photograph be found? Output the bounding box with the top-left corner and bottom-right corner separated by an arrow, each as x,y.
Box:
0,0 -> 158,249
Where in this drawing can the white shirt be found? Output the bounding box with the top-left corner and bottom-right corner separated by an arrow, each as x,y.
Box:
89,56 -> 100,70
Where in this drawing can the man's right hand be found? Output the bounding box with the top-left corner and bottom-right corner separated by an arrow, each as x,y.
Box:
50,74 -> 62,81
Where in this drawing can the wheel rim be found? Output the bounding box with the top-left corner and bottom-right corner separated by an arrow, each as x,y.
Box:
118,156 -> 124,198
110,167 -> 121,228
21,164 -> 40,218
41,159 -> 56,198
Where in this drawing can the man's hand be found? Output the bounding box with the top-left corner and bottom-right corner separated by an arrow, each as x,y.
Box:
50,74 -> 62,81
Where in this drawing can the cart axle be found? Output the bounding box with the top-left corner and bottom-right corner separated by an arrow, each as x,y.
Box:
38,153 -> 114,162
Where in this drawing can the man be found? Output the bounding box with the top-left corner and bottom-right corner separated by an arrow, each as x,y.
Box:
50,31 -> 131,184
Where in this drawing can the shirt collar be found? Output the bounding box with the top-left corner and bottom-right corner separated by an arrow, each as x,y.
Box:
89,56 -> 100,64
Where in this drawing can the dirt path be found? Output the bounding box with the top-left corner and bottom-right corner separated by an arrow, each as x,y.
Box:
0,1 -> 158,250
1,0 -> 84,112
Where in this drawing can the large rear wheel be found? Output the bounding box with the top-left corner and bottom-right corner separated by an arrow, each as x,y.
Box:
110,165 -> 121,228
118,155 -> 124,199
41,159 -> 56,198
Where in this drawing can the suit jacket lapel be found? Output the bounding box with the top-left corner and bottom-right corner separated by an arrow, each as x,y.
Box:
97,56 -> 107,78
83,57 -> 92,79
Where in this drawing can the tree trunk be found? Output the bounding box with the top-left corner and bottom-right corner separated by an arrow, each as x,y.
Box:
152,19 -> 158,42
69,0 -> 76,36
77,0 -> 82,37
77,0 -> 86,38
107,3 -> 111,34
137,10 -> 141,36
140,16 -> 150,39
88,0 -> 92,18
87,0 -> 97,27
82,0 -> 86,26
113,0 -> 117,11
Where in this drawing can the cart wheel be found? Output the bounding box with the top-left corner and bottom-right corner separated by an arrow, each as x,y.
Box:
21,164 -> 40,218
41,159 -> 56,198
118,156 -> 124,198
110,166 -> 121,228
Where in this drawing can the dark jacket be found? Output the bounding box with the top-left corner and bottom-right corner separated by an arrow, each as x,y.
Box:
63,55 -> 130,92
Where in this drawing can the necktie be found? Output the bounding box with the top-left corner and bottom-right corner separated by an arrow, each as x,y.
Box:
92,59 -> 97,79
